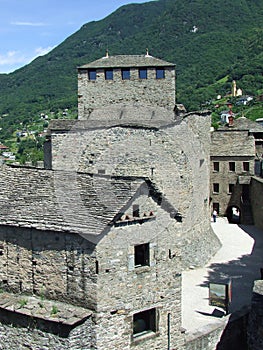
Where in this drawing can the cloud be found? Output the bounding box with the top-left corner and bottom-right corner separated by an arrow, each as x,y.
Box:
0,46 -> 55,73
11,21 -> 46,27
0,51 -> 26,65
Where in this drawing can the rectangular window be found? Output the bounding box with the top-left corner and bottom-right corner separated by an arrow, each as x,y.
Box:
213,183 -> 219,193
133,308 -> 157,337
229,162 -> 235,172
156,68 -> 165,79
121,68 -> 130,80
139,68 -> 147,79
213,162 -> 219,172
134,243 -> 149,267
243,162 -> 250,172
105,69 -> 113,80
229,184 -> 234,194
133,204 -> 140,217
88,69 -> 96,80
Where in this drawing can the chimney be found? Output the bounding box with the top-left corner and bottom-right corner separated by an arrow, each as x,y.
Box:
228,115 -> 234,126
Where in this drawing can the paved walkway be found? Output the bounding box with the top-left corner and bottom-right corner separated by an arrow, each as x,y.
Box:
182,217 -> 263,332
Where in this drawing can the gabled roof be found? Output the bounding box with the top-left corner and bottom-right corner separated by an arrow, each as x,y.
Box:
78,54 -> 175,69
0,165 -> 180,238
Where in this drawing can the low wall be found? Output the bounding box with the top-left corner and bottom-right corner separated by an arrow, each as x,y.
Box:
184,308 -> 249,350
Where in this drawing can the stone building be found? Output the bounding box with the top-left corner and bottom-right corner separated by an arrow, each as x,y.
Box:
210,116 -> 263,224
0,53 -> 220,349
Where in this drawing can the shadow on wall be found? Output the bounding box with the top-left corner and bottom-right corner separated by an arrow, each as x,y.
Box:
199,225 -> 263,349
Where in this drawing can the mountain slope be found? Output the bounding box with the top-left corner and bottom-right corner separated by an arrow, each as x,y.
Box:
0,0 -> 262,141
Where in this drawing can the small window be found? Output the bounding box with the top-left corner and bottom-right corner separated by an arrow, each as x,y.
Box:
213,162 -> 219,172
121,68 -> 130,80
156,68 -> 165,79
133,308 -> 157,337
229,184 -> 234,194
88,69 -> 96,80
139,68 -> 147,79
243,162 -> 250,172
213,183 -> 219,193
105,69 -> 113,80
133,204 -> 140,217
134,243 -> 149,267
229,162 -> 235,172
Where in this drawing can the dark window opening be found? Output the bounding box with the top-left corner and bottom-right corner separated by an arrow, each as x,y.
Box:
213,183 -> 219,193
134,243 -> 149,267
121,68 -> 130,80
133,205 -> 140,217
229,162 -> 235,172
98,169 -> 105,174
213,162 -> 219,172
88,69 -> 96,80
243,162 -> 250,172
213,202 -> 219,214
133,308 -> 157,336
229,184 -> 234,194
105,69 -> 113,80
95,260 -> 99,274
156,68 -> 165,79
139,68 -> 147,79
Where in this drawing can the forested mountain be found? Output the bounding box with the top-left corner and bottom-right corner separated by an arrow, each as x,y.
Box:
0,0 -> 262,145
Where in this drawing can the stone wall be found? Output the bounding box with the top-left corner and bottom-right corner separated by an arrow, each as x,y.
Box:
49,111 -> 221,268
78,66 -> 176,117
0,314 -> 95,349
250,177 -> 263,230
0,226 -> 97,310
247,280 -> 263,350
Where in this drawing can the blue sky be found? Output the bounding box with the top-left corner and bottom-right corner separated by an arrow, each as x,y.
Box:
0,0 -> 153,74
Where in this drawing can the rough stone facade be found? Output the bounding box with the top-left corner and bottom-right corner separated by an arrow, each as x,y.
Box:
247,280 -> 263,350
0,54 -> 221,349
78,54 -> 176,115
250,176 -> 263,230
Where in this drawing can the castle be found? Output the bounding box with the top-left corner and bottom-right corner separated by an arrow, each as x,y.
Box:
0,53 -> 221,349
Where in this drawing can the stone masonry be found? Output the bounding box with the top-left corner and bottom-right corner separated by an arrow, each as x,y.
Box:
0,54 -> 221,349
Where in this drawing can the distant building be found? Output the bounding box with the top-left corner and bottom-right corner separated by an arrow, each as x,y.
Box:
210,116 -> 263,223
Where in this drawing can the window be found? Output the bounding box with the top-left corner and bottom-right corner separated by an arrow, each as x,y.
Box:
213,162 -> 219,172
139,68 -> 147,79
229,184 -> 234,194
121,68 -> 130,80
134,243 -> 149,267
133,204 -> 140,217
105,69 -> 113,80
243,162 -> 250,172
156,68 -> 165,79
88,69 -> 96,80
229,162 -> 235,172
133,308 -> 157,337
213,183 -> 219,193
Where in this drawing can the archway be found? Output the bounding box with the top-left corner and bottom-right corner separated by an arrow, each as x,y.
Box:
226,206 -> 241,224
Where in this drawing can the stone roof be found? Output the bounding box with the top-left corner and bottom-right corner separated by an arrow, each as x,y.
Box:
219,116 -> 263,133
0,165 -> 145,236
48,105 -> 179,133
211,129 -> 255,157
78,54 -> 175,69
0,291 -> 92,326
0,165 -> 181,237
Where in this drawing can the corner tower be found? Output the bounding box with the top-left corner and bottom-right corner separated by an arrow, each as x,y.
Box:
77,52 -> 176,119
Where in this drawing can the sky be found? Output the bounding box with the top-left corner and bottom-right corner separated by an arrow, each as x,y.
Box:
0,0 -> 153,74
